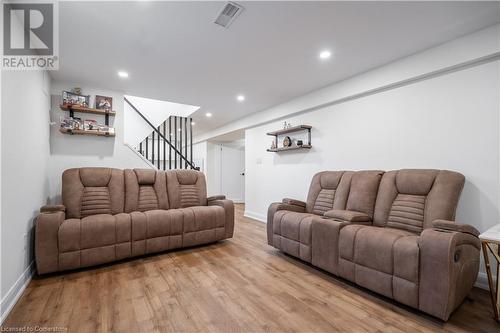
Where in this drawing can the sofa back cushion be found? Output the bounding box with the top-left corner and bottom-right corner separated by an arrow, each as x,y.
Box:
373,169 -> 464,233
345,171 -> 384,218
166,170 -> 207,208
124,169 -> 169,212
306,171 -> 352,215
62,168 -> 125,219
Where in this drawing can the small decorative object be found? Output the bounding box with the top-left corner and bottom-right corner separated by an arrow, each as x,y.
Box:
73,117 -> 83,130
283,136 -> 292,148
60,116 -> 73,129
283,121 -> 287,129
71,87 -> 82,95
297,140 -> 303,146
95,95 -> 113,111
62,91 -> 90,107
84,119 -> 98,130
98,125 -> 115,135
287,122 -> 292,129
271,140 -> 277,149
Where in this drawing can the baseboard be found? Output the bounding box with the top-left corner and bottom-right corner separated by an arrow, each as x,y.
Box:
244,210 -> 266,223
1,261 -> 35,324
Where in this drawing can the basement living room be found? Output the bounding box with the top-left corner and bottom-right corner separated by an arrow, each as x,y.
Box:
1,1 -> 500,332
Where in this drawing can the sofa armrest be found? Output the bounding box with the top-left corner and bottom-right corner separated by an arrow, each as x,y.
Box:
40,205 -> 66,213
208,199 -> 234,239
432,219 -> 480,237
207,195 -> 226,202
323,209 -> 371,223
35,209 -> 66,274
282,198 -> 306,208
267,202 -> 306,246
418,226 -> 480,320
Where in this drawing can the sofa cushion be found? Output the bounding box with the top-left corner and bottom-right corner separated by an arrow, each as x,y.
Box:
81,214 -> 117,249
124,169 -> 169,212
350,226 -> 415,274
62,168 -> 125,219
180,206 -> 226,247
373,169 -> 465,232
144,209 -> 183,238
166,170 -> 208,208
272,211 -> 317,262
305,171 -> 352,215
129,209 -> 184,255
338,225 -> 420,306
345,171 -> 384,217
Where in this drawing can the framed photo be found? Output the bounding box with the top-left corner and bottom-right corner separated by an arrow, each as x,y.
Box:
95,95 -> 113,111
62,91 -> 90,107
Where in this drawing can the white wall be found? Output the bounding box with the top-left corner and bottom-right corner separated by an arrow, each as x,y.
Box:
48,82 -> 152,202
206,142 -> 222,196
1,69 -> 51,321
192,141 -> 207,173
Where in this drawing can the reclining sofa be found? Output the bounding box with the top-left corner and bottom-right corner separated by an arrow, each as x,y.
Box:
267,169 -> 480,321
35,167 -> 234,274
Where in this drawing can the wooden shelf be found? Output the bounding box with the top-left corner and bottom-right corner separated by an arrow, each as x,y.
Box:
267,124 -> 312,152
60,104 -> 116,116
267,144 -> 312,152
266,125 -> 312,136
59,127 -> 115,137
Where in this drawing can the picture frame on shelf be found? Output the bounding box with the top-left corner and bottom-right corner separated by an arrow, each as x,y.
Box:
95,95 -> 113,111
62,91 -> 90,107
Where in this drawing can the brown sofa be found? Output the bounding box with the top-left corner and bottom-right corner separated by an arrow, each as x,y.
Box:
267,169 -> 480,321
35,168 -> 234,274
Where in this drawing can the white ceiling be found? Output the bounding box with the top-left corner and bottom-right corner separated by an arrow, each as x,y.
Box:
51,1 -> 500,136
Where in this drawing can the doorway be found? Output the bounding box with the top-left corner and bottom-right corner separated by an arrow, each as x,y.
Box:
207,130 -> 245,203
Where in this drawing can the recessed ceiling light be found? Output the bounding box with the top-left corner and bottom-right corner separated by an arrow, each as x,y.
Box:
191,121 -> 196,125
178,128 -> 181,131
237,95 -> 245,102
118,71 -> 129,78
205,112 -> 212,117
319,50 -> 331,60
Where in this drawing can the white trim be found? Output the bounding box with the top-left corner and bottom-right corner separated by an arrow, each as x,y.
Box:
1,261 -> 35,324
244,210 -> 266,223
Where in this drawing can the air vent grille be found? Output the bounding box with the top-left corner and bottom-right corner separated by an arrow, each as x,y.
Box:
215,2 -> 243,28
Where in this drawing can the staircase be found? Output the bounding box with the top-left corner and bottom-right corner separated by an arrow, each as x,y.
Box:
125,97 -> 198,170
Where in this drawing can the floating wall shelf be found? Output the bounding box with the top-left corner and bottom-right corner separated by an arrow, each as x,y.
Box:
59,128 -> 115,137
59,104 -> 116,137
60,104 -> 116,126
266,125 -> 312,152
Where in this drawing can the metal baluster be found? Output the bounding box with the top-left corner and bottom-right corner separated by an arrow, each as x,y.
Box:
163,122 -> 166,170
174,116 -> 177,169
190,118 -> 193,169
169,117 -> 172,170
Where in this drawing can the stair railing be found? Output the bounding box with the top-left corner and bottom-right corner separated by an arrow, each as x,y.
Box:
124,97 -> 197,170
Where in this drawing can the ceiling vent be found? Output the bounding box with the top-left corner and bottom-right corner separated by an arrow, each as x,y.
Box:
214,2 -> 243,28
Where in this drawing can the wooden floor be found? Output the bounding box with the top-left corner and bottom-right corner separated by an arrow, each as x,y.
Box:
3,204 -> 498,332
